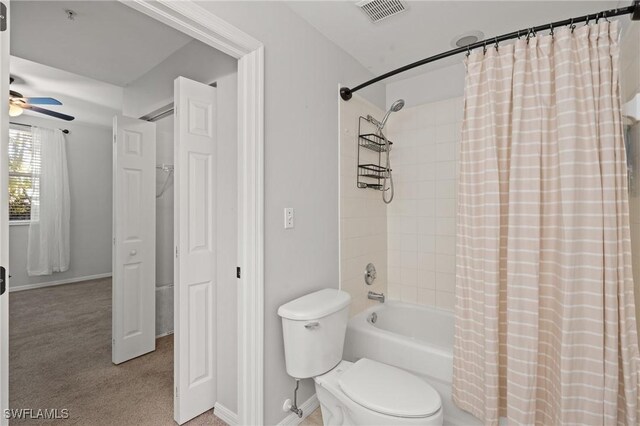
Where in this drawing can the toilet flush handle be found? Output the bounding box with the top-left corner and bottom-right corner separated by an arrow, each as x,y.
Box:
304,322 -> 320,329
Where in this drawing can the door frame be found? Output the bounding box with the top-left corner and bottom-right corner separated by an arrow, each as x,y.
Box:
0,1 -> 9,424
121,2 -> 264,424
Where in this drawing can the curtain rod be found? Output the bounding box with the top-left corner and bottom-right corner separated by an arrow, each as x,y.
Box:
340,1 -> 640,101
10,121 -> 69,134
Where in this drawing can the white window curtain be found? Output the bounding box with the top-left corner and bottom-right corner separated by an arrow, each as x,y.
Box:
27,127 -> 70,276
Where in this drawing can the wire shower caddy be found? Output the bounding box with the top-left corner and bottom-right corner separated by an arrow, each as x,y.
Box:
357,116 -> 392,190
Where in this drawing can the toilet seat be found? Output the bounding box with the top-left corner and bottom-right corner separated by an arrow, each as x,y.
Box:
338,358 -> 441,418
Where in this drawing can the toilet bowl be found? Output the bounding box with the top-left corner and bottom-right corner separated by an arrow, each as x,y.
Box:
314,359 -> 443,426
278,289 -> 444,426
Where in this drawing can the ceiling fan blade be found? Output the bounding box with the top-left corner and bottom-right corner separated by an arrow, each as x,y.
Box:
24,97 -> 62,106
23,105 -> 75,121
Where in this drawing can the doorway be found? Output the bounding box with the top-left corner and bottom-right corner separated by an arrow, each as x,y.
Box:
3,1 -> 260,424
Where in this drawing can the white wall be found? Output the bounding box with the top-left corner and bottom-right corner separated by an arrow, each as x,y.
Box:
386,97 -> 463,309
215,73 -> 238,413
9,116 -> 112,289
339,95 -> 387,316
190,2 -> 385,424
620,21 -> 640,329
122,39 -> 237,118
386,63 -> 464,109
122,38 -> 239,412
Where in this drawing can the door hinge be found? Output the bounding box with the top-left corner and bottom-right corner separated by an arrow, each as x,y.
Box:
113,237 -> 116,245
0,266 -> 6,295
175,246 -> 179,258
0,3 -> 7,32
113,134 -> 117,144
175,386 -> 179,398
237,267 -> 241,279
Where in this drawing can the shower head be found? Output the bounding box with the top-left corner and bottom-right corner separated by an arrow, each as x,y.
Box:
390,99 -> 405,112
378,99 -> 405,131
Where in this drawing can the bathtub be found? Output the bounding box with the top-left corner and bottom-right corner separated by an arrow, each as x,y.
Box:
343,301 -> 481,426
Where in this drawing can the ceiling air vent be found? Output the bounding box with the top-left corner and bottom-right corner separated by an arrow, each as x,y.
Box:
357,0 -> 407,23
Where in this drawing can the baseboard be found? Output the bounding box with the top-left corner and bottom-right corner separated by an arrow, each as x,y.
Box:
155,331 -> 174,338
9,272 -> 113,292
278,394 -> 319,426
213,402 -> 238,426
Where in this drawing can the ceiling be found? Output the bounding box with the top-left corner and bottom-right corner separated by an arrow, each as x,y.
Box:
286,0 -> 631,83
10,56 -> 123,128
10,1 -> 193,86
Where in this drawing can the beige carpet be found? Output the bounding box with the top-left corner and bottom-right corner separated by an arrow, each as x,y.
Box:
9,278 -> 226,426
300,408 -> 323,426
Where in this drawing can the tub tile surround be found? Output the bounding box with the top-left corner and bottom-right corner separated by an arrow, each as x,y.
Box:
340,94 -> 462,315
385,97 -> 463,311
339,95 -> 388,316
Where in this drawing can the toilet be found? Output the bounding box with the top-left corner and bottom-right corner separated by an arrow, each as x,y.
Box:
278,289 -> 443,426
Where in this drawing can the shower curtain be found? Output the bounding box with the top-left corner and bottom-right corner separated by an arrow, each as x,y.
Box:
27,127 -> 70,276
453,21 -> 640,425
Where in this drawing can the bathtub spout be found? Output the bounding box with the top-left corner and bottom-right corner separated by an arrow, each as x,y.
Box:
368,291 -> 385,303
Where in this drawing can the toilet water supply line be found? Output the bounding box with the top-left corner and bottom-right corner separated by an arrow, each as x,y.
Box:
289,379 -> 304,418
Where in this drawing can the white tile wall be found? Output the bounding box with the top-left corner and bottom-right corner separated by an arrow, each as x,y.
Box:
339,95 -> 388,316
385,97 -> 463,311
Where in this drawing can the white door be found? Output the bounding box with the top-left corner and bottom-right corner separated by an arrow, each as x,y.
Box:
174,77 -> 217,425
0,1 -> 9,423
112,115 -> 156,365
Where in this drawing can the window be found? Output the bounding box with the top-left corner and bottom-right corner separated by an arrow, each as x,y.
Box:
8,127 -> 40,221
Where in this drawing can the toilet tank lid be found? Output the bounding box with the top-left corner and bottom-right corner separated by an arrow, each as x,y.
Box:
278,289 -> 351,320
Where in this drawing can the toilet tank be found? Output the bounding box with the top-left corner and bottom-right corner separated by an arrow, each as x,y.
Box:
278,289 -> 351,379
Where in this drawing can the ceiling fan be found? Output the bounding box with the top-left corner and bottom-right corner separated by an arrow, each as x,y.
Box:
8,77 -> 75,121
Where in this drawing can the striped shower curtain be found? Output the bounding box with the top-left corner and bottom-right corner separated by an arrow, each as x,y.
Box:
453,21 -> 640,425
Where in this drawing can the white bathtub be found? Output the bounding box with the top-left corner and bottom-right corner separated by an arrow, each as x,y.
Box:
343,301 -> 481,426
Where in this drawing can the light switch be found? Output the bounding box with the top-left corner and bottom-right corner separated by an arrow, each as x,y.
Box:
284,208 -> 294,229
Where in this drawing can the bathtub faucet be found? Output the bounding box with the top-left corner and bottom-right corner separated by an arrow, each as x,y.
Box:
368,291 -> 385,303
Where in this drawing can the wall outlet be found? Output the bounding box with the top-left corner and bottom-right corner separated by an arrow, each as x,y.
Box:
284,208 -> 294,229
